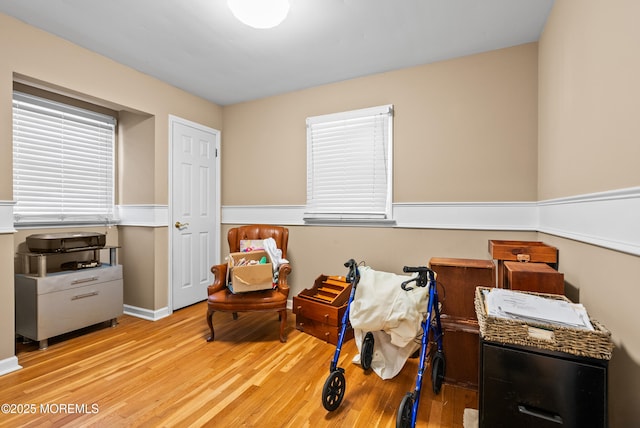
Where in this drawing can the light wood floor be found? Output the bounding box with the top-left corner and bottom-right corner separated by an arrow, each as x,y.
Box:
4,302 -> 477,427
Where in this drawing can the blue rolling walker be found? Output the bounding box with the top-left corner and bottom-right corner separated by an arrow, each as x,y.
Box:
396,266 -> 446,428
321,259 -> 376,411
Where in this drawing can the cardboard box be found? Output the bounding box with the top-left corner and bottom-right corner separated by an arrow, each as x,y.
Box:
228,250 -> 273,293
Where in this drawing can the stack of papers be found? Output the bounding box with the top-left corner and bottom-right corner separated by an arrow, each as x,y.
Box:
483,288 -> 594,331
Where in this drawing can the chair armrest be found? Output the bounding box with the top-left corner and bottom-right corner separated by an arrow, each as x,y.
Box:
208,263 -> 228,295
277,262 -> 291,298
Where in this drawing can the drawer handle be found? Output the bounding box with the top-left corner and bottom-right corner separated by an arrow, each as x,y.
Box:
71,277 -> 99,285
72,291 -> 99,300
517,405 -> 563,424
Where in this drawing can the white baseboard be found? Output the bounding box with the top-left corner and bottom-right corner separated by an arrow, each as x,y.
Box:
0,356 -> 22,376
123,304 -> 171,321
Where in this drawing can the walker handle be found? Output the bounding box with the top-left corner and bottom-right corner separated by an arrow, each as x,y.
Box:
401,266 -> 433,289
403,266 -> 429,274
344,259 -> 360,284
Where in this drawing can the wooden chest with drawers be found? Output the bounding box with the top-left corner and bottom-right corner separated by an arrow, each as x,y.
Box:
293,275 -> 353,345
488,240 -> 558,288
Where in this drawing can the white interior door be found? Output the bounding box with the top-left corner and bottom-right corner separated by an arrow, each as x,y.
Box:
170,117 -> 220,310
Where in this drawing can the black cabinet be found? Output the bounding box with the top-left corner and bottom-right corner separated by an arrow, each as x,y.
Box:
480,340 -> 608,428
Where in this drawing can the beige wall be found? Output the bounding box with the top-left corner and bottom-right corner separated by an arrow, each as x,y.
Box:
0,13 -> 222,361
113,226 -> 167,311
118,112 -> 155,205
0,234 -> 16,368
537,234 -> 640,426
538,0 -> 640,425
538,0 -> 640,199
222,43 -> 539,205
118,227 -> 155,309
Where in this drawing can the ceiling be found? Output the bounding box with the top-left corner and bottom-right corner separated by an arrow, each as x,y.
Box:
0,0 -> 555,106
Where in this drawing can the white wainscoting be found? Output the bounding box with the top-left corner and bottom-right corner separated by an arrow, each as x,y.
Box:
117,205 -> 168,227
4,188 -> 640,256
393,201 -> 538,230
221,203 -> 538,230
0,200 -> 16,234
538,187 -> 640,256
221,205 -> 305,225
220,187 -> 640,257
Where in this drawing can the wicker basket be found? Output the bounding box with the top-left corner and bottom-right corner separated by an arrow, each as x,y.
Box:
474,286 -> 613,360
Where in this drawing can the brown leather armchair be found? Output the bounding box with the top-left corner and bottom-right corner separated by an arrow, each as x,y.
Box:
206,225 -> 291,342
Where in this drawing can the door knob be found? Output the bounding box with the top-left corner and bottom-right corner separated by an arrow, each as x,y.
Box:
175,221 -> 190,229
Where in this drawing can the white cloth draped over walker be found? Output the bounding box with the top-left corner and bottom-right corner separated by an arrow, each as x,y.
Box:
349,265 -> 432,380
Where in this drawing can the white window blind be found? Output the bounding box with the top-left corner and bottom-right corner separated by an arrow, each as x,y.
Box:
12,91 -> 116,225
305,104 -> 393,223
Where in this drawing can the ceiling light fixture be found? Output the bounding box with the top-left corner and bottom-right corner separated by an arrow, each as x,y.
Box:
227,0 -> 290,29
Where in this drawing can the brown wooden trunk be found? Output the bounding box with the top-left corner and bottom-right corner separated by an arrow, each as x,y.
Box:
429,257 -> 496,320
504,261 -> 565,294
441,317 -> 480,389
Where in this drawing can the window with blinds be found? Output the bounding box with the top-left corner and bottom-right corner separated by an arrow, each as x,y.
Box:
12,91 -> 116,226
305,104 -> 394,224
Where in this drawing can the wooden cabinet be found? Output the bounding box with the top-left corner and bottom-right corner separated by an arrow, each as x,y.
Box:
440,317 -> 480,389
428,257 -> 495,389
15,264 -> 123,350
480,340 -> 608,428
504,261 -> 564,294
428,257 -> 496,320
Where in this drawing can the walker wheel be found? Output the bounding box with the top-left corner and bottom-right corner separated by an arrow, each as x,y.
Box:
396,392 -> 414,428
431,350 -> 445,394
361,332 -> 375,371
322,370 -> 346,411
